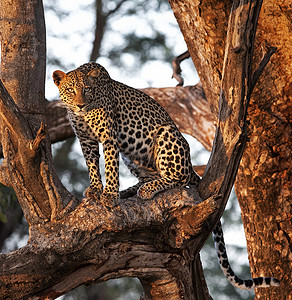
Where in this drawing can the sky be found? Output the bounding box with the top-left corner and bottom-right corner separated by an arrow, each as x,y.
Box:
44,0 -> 200,100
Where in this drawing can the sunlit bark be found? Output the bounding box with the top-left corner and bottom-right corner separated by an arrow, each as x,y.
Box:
169,0 -> 291,298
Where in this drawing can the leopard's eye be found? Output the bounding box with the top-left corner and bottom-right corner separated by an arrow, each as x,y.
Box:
84,86 -> 92,93
66,88 -> 75,94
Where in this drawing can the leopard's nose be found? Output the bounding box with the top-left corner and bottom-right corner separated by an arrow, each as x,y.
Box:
77,104 -> 85,109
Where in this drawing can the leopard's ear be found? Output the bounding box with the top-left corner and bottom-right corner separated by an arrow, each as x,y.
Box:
87,68 -> 100,81
53,70 -> 67,87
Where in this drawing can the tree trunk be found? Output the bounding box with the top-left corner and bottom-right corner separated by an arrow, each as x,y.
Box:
168,0 -> 291,298
0,0 -> 75,223
90,0 -> 106,61
235,2 -> 292,298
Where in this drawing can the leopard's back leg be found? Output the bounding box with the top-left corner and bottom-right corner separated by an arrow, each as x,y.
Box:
138,125 -> 195,200
119,154 -> 159,199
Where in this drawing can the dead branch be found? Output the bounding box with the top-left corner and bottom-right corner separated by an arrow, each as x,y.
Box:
171,50 -> 190,86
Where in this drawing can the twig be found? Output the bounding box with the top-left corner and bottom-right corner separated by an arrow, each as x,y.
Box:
171,51 -> 190,86
27,122 -> 47,152
249,46 -> 277,95
105,0 -> 128,18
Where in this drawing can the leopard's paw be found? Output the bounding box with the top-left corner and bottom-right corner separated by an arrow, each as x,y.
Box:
84,186 -> 102,199
100,191 -> 119,208
137,186 -> 154,200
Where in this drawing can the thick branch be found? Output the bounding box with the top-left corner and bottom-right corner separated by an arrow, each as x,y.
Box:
169,0 -> 288,296
197,0 -> 266,202
168,0 -> 275,283
0,188 -> 218,299
0,80 -> 76,224
0,0 -> 46,114
143,84 -> 214,151
0,80 -> 33,143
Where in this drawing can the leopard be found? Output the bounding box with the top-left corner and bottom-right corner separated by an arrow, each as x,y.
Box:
53,62 -> 200,205
53,62 -> 279,290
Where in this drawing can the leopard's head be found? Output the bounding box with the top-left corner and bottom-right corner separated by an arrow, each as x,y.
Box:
53,63 -> 111,113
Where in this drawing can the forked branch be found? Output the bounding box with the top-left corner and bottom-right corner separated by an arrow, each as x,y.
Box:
0,79 -> 75,223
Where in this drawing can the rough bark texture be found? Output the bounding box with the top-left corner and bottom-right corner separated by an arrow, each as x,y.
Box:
235,3 -> 292,299
0,0 -> 46,113
168,0 -> 291,298
0,0 -> 76,224
0,189 -> 217,299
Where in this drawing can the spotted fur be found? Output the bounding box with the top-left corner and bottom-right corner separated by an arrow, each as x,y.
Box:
53,62 -> 279,290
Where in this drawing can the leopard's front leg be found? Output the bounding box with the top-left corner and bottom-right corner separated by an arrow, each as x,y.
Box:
79,137 -> 103,199
101,139 -> 119,207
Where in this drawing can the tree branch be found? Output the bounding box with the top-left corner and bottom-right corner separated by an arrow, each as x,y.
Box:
0,79 -> 77,223
249,46 -> 277,96
194,0 -> 276,253
90,0 -> 106,61
0,80 -> 33,144
105,0 -> 128,18
0,189 -> 218,299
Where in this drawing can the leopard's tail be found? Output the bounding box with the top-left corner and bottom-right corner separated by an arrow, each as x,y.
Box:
189,169 -> 200,186
213,221 -> 280,290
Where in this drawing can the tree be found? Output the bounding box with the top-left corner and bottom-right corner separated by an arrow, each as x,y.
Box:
168,0 -> 291,299
0,1 -> 290,300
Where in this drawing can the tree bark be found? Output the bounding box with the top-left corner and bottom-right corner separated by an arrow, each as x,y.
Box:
235,2 -> 292,296
168,0 -> 291,298
0,0 -> 76,224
